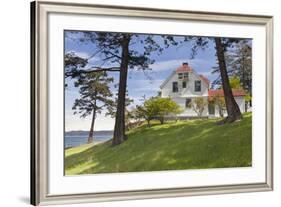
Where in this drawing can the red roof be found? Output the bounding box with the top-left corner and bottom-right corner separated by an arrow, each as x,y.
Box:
176,64 -> 193,73
176,63 -> 210,86
208,89 -> 246,97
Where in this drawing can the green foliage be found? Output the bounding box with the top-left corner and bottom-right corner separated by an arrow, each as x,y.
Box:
188,97 -> 208,117
229,76 -> 242,89
64,52 -> 88,86
67,31 -> 179,74
210,40 -> 252,91
72,71 -> 113,118
228,42 -> 252,92
130,106 -> 146,122
245,93 -> 252,102
105,91 -> 133,118
65,113 -> 252,174
212,95 -> 226,117
142,97 -> 182,124
65,52 -> 88,70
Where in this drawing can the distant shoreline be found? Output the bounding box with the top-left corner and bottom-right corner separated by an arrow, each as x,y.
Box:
64,131 -> 113,149
65,130 -> 114,133
65,140 -> 108,150
65,130 -> 113,136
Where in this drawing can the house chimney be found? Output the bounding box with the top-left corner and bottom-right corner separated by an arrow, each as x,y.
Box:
182,62 -> 188,66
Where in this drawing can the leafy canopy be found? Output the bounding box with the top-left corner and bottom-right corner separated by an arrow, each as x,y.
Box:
143,97 -> 182,120
188,97 -> 208,117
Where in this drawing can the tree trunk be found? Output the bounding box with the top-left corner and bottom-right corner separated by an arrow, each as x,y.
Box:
215,37 -> 242,123
242,56 -> 246,90
219,106 -> 224,117
88,105 -> 96,143
160,117 -> 164,124
112,35 -> 130,146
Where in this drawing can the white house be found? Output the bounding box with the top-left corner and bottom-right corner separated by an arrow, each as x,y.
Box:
160,63 -> 246,118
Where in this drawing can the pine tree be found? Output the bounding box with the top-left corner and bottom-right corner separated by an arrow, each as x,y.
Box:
228,42 -> 252,94
214,37 -> 242,123
211,40 -> 252,93
72,72 -> 113,143
185,36 -> 244,123
65,31 -> 177,145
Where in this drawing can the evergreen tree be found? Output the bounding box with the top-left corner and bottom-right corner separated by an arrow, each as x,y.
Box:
211,41 -> 252,93
184,36 -> 244,123
211,40 -> 252,111
65,31 -> 177,145
72,72 -> 113,143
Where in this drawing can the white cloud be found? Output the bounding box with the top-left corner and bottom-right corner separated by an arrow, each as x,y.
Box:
130,79 -> 164,92
66,50 -> 101,62
66,50 -> 89,58
149,59 -> 186,71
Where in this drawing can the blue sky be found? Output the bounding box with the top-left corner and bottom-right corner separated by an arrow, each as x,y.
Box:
65,32 -> 219,131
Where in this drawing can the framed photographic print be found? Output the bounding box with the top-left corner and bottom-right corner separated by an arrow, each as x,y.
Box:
31,0 -> 273,205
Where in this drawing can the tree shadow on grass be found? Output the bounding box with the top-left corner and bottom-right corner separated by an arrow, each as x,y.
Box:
66,114 -> 252,175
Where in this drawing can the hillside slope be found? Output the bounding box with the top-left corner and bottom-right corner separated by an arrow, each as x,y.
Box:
65,113 -> 252,175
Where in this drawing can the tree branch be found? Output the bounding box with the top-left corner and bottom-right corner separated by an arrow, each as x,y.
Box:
82,67 -> 120,73
65,66 -> 120,78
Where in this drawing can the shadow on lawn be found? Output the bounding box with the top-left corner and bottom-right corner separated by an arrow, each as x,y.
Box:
65,113 -> 252,174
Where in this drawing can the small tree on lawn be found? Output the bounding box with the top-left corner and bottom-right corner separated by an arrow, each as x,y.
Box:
143,97 -> 182,125
140,100 -> 157,127
132,105 -> 149,126
157,97 -> 182,124
130,106 -> 145,124
189,97 -> 208,118
72,71 -> 113,143
212,95 -> 226,117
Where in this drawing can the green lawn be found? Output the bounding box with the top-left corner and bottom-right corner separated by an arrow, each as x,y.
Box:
65,113 -> 252,175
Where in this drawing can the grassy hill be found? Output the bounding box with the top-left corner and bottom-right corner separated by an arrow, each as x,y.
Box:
65,113 -> 252,175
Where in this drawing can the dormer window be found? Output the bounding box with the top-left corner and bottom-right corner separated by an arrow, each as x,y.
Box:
178,73 -> 183,79
178,72 -> 188,80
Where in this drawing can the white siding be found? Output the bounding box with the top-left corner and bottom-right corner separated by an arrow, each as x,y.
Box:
235,97 -> 246,113
212,96 -> 245,117
172,97 -> 209,117
161,71 -> 209,98
160,70 -> 246,118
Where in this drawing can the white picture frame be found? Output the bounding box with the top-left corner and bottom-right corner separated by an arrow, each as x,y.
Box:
31,0 -> 273,205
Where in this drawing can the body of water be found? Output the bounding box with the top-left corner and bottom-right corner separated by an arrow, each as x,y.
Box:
65,131 -> 113,149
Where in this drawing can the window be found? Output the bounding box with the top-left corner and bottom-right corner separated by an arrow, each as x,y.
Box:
178,73 -> 183,79
172,82 -> 178,92
183,73 -> 188,79
185,98 -> 192,108
208,103 -> 215,115
182,81 -> 187,88
195,80 -> 201,92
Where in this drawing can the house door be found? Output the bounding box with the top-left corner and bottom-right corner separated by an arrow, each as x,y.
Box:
208,103 -> 215,115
